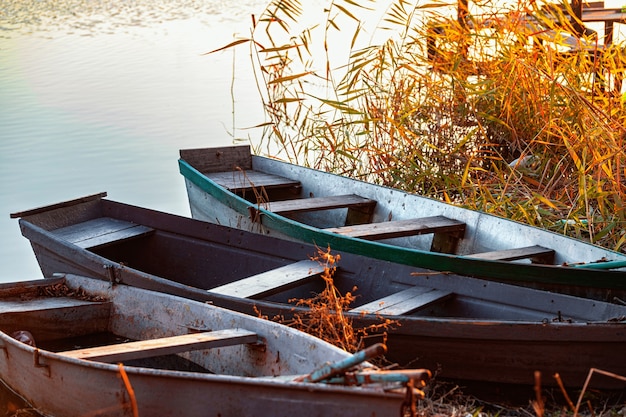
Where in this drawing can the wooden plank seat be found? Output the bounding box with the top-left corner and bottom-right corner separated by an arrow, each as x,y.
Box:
266,194 -> 377,216
209,260 -> 326,299
180,146 -> 252,174
324,216 -> 466,242
0,297 -> 112,342
350,287 -> 454,316
258,194 -> 377,226
207,170 -> 302,195
52,217 -> 154,249
0,297 -> 107,314
466,245 -> 556,264
59,329 -> 259,363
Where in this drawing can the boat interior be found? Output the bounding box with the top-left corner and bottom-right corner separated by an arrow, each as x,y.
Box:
40,206 -> 618,324
0,278 -> 263,375
180,148 -> 561,264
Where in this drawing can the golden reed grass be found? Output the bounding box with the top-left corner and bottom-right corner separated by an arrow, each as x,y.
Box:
216,0 -> 626,253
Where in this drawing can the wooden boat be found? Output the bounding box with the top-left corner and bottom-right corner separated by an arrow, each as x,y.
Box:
11,193 -> 626,390
0,274 -> 429,417
178,145 -> 626,297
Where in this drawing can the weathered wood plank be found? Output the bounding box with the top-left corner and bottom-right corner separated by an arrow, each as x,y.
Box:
0,300 -> 112,342
267,195 -> 377,216
10,192 -> 107,219
180,146 -> 252,174
59,329 -> 259,363
207,170 -> 301,195
430,228 -> 465,254
209,260 -> 325,299
0,297 -> 100,314
52,217 -> 154,249
0,277 -> 65,298
325,216 -> 466,241
466,245 -> 555,264
350,287 -> 453,315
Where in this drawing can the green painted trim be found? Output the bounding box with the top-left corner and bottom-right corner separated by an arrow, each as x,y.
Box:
178,159 -> 626,290
573,260 -> 626,269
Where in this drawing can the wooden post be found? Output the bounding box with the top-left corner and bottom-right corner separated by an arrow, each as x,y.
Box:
458,0 -> 469,28
457,0 -> 470,60
570,0 -> 585,37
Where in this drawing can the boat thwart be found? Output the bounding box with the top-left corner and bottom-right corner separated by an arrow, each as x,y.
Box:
0,274 -> 429,417
178,145 -> 626,299
11,193 -> 626,391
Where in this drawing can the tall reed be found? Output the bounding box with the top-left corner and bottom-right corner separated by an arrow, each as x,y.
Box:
221,0 -> 626,251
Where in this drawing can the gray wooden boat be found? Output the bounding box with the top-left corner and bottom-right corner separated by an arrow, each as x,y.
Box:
0,274 -> 428,417
10,193 -> 626,390
178,145 -> 626,296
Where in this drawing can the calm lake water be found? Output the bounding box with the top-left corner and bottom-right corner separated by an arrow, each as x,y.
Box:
0,0 -> 268,285
0,2 -> 267,413
5,0 -> 621,286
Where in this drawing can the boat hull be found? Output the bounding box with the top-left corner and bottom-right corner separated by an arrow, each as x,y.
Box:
0,275 -> 409,417
12,195 -> 626,391
178,146 -> 626,297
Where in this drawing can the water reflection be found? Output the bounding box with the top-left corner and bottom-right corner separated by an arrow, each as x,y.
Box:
0,0 -> 267,283
0,0 -> 265,410
0,1 -> 267,413
1,0 -> 262,35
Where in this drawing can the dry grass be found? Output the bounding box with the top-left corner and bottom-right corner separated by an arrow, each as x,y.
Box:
256,246 -> 397,353
286,247 -> 359,352
218,0 -> 626,252
415,370 -> 626,417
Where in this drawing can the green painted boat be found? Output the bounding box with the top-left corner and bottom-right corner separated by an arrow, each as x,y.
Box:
179,145 -> 626,300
